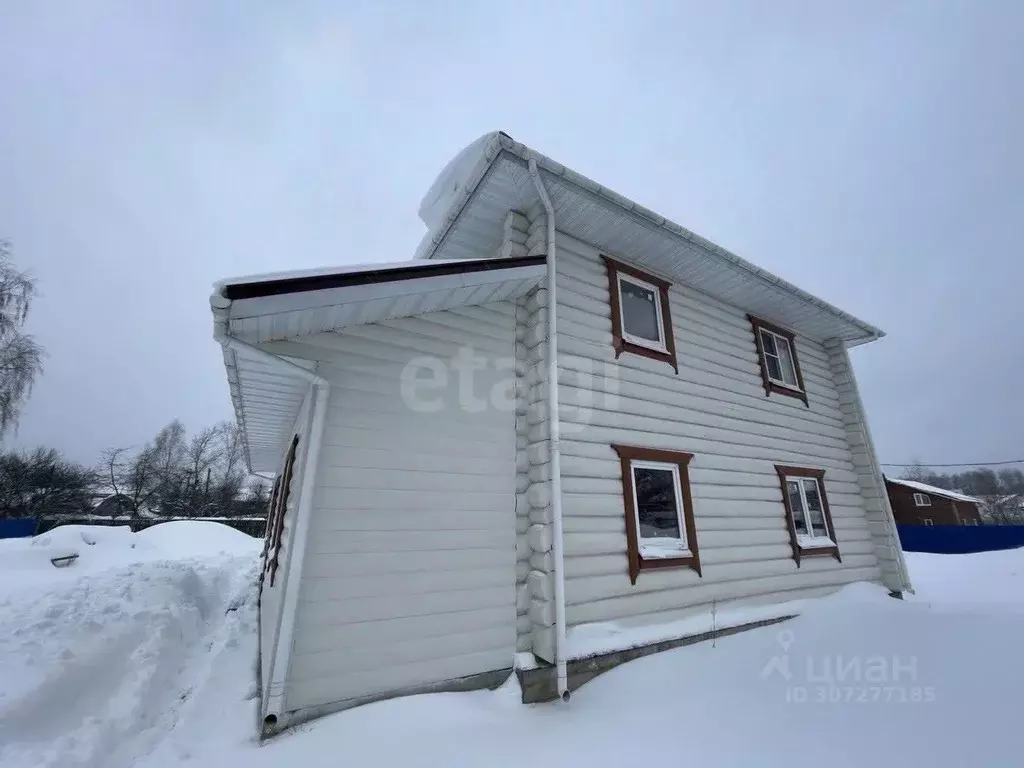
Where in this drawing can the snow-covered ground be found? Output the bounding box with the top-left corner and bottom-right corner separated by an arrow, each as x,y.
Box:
1,527 -> 1021,768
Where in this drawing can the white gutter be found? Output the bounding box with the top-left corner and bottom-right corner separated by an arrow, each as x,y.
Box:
211,307 -> 330,731
528,158 -> 569,701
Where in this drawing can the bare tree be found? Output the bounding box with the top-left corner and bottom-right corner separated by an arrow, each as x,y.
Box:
0,447 -> 95,519
899,462 -> 931,482
0,240 -> 44,436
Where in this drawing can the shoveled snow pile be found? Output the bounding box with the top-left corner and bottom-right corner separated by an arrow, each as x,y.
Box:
1,527 -> 1021,768
0,523 -> 260,768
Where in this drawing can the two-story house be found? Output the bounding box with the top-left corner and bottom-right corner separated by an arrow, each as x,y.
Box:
885,477 -> 983,526
210,131 -> 910,735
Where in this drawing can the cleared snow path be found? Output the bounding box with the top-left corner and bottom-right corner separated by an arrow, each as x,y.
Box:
0,525 -> 260,768
3,525 -> 1023,768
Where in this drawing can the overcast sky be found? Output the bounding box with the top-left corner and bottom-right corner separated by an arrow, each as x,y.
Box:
1,1 -> 1021,470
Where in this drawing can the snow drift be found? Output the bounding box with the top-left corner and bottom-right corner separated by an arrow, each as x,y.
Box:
1,522 -> 1021,768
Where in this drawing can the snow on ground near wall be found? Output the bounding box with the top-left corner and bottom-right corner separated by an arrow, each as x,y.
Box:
1,533 -> 1022,768
0,524 -> 261,768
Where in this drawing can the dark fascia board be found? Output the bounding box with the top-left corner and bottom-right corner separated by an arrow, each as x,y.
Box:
222,255 -> 547,301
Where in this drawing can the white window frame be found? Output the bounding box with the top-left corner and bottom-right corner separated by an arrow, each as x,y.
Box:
759,328 -> 802,391
617,273 -> 668,353
922,518 -> 934,527
785,475 -> 834,548
913,493 -> 931,507
630,459 -> 689,559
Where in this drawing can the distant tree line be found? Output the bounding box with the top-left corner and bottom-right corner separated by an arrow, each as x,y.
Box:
0,420 -> 269,521
899,465 -> 1024,523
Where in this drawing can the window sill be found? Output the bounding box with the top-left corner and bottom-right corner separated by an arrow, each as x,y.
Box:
796,536 -> 836,550
640,543 -> 692,560
765,380 -> 808,406
614,338 -> 679,372
635,552 -> 702,578
622,333 -> 668,355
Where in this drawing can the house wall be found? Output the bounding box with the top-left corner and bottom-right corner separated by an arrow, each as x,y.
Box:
259,304 -> 519,714
886,481 -> 982,526
541,225 -> 885,632
825,342 -> 909,592
260,386 -> 313,704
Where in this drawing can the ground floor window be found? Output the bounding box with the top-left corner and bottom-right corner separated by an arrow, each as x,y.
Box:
774,465 -> 841,565
612,444 -> 702,584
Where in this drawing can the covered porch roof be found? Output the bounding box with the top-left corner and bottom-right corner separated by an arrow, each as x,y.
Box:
210,254 -> 545,472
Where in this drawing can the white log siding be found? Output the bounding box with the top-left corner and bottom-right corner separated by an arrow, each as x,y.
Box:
520,206 -> 561,662
509,210 -> 545,656
824,340 -> 909,592
258,305 -> 519,713
260,388 -> 312,697
548,227 -> 883,631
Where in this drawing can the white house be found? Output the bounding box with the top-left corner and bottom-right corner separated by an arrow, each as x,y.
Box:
210,131 -> 910,735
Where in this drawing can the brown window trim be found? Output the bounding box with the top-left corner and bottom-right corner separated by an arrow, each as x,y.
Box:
602,255 -> 678,373
748,315 -> 808,407
259,477 -> 282,588
774,465 -> 841,566
269,435 -> 300,587
612,444 -> 702,584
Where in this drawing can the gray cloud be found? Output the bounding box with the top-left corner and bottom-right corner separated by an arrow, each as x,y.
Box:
1,0 -> 1021,468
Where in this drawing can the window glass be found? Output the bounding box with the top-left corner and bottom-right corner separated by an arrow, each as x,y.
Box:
787,479 -> 808,534
803,478 -> 827,536
776,335 -> 799,387
620,279 -> 661,343
633,466 -> 681,540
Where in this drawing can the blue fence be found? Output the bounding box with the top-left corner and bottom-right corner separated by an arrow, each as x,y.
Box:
897,525 -> 1024,554
0,518 -> 39,539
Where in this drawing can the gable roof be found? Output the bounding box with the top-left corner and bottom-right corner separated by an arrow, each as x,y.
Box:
415,131 -> 884,346
885,477 -> 982,504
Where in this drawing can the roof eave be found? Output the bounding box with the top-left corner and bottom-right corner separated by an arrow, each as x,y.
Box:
417,135 -> 884,345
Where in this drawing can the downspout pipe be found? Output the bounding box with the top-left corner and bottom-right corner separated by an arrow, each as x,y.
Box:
211,309 -> 330,732
528,158 -> 569,701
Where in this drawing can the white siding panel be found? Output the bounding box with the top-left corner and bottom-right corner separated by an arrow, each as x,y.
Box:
552,230 -> 883,632
258,386 -> 313,702
275,304 -> 517,713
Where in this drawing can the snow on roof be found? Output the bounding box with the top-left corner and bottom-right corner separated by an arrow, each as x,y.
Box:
414,131 -> 884,345
886,478 -> 982,504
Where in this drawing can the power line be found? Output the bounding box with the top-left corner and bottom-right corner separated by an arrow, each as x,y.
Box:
880,459 -> 1024,468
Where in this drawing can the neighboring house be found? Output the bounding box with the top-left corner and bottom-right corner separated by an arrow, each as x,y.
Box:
210,131 -> 910,734
884,478 -> 983,526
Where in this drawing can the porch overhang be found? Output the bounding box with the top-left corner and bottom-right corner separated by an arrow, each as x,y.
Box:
211,254 -> 545,472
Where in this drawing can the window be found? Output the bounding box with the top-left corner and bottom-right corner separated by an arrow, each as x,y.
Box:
602,255 -> 678,372
922,519 -> 934,527
774,465 -> 841,565
748,315 -> 807,406
268,435 -> 300,587
963,519 -> 978,526
913,493 -> 931,507
612,444 -> 701,584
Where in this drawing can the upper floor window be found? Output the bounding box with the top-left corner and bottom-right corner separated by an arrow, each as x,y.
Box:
602,255 -> 678,372
748,315 -> 808,406
774,465 -> 841,565
913,493 -> 931,507
922,518 -> 934,526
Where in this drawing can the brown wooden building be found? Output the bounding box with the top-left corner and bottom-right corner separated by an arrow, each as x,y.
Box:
885,478 -> 983,526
